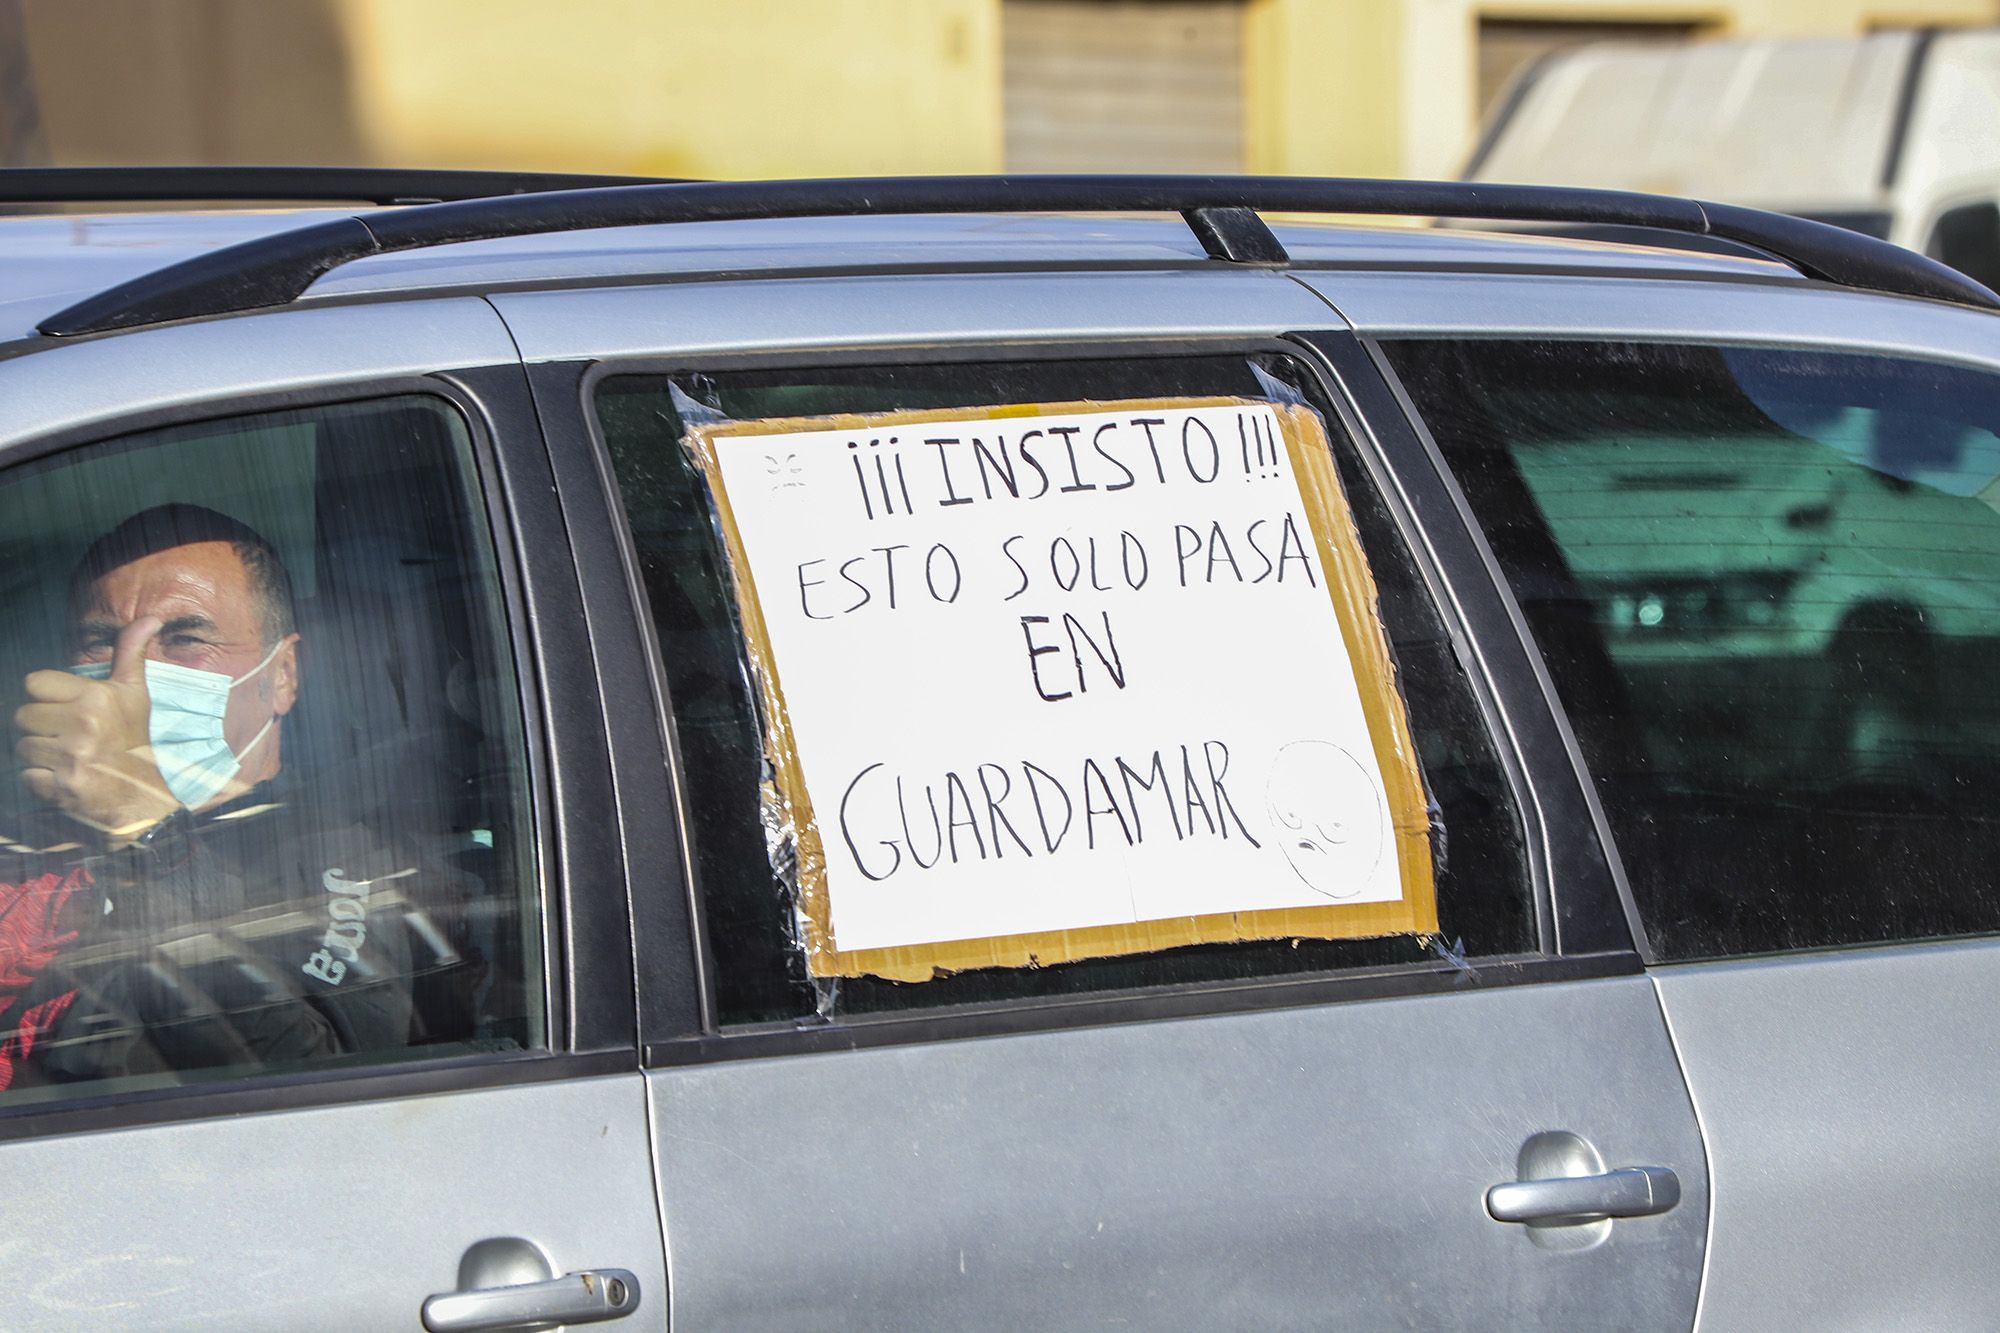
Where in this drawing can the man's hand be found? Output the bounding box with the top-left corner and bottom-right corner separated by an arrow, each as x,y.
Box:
14,617 -> 178,844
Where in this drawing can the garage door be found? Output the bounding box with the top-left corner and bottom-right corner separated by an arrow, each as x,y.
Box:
1003,0 -> 1244,173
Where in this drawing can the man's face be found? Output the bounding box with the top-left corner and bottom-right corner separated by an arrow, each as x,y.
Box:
70,540 -> 299,774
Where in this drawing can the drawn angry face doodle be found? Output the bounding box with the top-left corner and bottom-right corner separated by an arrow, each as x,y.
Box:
765,451 -> 806,490
1266,740 -> 1387,899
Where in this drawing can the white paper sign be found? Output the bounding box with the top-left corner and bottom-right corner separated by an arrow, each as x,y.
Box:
710,401 -> 1402,954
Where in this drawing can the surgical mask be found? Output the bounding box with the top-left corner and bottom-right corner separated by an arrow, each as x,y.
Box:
71,639 -> 285,810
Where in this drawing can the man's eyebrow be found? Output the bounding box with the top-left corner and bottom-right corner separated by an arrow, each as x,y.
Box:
73,612 -> 219,640
71,615 -> 120,641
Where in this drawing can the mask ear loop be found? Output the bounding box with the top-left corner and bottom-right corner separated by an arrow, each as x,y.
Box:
229,635 -> 289,687
232,713 -> 277,764
226,635 -> 292,764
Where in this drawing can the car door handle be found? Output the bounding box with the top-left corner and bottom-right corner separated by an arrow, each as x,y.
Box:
421,1268 -> 641,1332
1486,1165 -> 1681,1224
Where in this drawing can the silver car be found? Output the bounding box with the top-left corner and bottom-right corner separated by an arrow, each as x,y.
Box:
0,168 -> 1995,1330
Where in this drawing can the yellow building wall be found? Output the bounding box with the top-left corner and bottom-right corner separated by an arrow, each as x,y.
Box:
14,0 -> 2000,184
342,0 -> 1003,178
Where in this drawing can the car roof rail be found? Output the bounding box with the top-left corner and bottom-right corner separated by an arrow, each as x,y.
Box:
35,173 -> 2000,337
0,165 -> 680,208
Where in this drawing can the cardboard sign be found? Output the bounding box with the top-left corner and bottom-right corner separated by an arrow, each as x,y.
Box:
687,396 -> 1436,980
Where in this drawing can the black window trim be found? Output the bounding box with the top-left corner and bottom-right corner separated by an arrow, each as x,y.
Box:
556,333 -> 1642,1067
1304,333 -> 1643,958
440,364 -> 636,1052
526,358 -> 710,1048
1289,334 -> 1558,954
1354,334 -> 1656,961
0,370 -> 634,1141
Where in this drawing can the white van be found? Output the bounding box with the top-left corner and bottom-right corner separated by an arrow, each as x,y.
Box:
1467,27 -> 2000,287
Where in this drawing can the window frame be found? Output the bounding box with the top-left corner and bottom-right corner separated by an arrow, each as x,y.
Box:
1302,333 -> 1637,956
552,333 -> 1645,1069
1347,333 -> 1656,962
0,369 -> 631,1142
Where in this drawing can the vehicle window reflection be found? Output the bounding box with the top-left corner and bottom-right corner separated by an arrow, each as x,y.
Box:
0,397 -> 543,1103
1392,339 -> 2000,959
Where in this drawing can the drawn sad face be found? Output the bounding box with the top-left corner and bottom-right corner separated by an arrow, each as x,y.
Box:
1266,741 -> 1387,899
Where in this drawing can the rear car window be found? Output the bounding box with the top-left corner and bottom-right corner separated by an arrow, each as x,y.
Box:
0,396 -> 543,1104
1385,339 -> 2000,960
596,353 -> 1533,1024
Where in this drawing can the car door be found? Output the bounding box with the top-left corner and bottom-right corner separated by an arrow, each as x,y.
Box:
1348,272 -> 2000,1329
501,267 -> 1711,1329
0,300 -> 664,1330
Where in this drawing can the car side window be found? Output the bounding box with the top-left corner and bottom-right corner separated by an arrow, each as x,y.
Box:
1386,339 -> 2000,960
0,395 -> 544,1105
596,353 -> 1532,1024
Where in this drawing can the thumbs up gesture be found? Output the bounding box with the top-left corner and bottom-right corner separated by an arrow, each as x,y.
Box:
14,617 -> 179,844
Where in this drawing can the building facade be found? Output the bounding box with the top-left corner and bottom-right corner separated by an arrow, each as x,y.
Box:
5,0 -> 1995,182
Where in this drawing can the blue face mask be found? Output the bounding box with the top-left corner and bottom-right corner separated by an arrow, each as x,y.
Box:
71,639 -> 284,810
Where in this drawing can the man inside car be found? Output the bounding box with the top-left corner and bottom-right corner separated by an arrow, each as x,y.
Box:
0,504 -> 471,1089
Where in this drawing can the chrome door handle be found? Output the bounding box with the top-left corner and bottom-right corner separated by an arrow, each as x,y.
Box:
1486,1165 -> 1681,1224
422,1268 -> 641,1332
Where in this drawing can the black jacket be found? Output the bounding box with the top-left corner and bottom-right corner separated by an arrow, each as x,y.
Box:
0,773 -> 480,1087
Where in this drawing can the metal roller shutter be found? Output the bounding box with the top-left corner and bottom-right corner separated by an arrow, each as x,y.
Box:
1004,0 -> 1244,173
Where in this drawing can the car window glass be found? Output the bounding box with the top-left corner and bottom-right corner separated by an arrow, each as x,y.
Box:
0,396 -> 543,1105
1386,339 -> 2000,959
596,354 -> 1531,1025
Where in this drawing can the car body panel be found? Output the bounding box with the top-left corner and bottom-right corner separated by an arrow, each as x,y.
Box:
1297,270 -> 2000,366
2,1073 -> 666,1331
0,297 -> 521,448
491,268 -> 1347,361
0,208 -> 356,342
1655,942 -> 2000,1330
650,977 -> 1707,1329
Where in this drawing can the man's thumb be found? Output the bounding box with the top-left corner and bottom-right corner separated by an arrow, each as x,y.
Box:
110,616 -> 162,687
